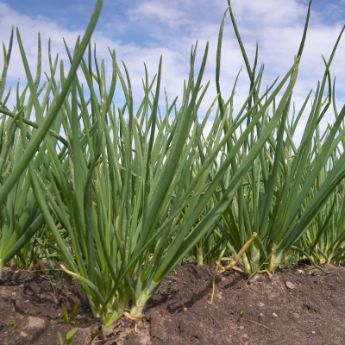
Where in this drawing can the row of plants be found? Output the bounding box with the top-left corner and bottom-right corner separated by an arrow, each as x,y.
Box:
1,0 -> 345,325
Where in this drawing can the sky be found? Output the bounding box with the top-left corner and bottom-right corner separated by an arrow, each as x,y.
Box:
0,0 -> 345,132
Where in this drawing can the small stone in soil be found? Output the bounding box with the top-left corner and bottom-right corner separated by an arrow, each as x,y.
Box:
285,281 -> 295,290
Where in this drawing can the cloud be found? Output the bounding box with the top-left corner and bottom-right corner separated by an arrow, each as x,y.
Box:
0,2 -> 83,82
231,0 -> 306,26
128,1 -> 185,28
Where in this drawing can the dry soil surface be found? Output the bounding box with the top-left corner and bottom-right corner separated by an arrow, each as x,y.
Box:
1,262 -> 345,345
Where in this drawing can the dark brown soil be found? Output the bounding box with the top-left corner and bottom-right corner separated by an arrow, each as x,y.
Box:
1,262 -> 345,345
0,263 -> 103,345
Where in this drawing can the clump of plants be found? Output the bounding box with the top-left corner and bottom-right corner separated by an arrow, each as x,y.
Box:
1,0 -> 345,326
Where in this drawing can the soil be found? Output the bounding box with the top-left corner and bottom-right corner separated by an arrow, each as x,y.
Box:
1,262 -> 345,345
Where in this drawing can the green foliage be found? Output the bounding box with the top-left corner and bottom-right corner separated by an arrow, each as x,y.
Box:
57,328 -> 78,345
0,0 -> 103,270
211,1 -> 345,274
30,40 -> 277,322
0,0 -> 345,328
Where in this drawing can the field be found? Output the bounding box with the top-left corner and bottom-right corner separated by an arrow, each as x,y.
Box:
1,0 -> 345,344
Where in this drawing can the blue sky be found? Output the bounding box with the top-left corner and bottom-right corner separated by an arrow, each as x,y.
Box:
0,0 -> 345,132
1,1 -> 344,35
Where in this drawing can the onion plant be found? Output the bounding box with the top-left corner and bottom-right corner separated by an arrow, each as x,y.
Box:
215,1 -> 345,274
0,0 -> 103,270
297,121 -> 345,265
28,13 -> 301,323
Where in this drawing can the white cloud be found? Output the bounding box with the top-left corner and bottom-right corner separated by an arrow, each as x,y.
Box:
128,1 -> 185,28
231,0 -> 306,26
0,3 -> 83,83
